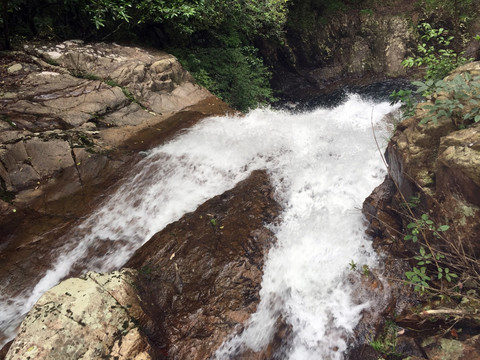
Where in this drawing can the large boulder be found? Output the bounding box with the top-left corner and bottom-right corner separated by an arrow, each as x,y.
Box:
4,269 -> 156,360
125,170 -> 281,359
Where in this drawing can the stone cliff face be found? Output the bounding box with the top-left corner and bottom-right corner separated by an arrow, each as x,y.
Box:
261,1 -> 480,100
367,63 -> 480,255
362,62 -> 480,359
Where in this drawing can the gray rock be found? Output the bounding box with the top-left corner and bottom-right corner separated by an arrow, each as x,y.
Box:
0,41 -> 212,207
5,269 -> 154,360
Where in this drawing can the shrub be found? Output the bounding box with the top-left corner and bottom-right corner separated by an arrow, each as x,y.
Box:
414,73 -> 480,125
173,46 -> 276,112
402,22 -> 472,82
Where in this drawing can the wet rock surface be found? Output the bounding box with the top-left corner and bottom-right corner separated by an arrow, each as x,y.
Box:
2,170 -> 281,359
125,170 -> 281,359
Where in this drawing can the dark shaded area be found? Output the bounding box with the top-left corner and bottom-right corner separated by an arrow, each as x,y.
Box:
276,78 -> 415,111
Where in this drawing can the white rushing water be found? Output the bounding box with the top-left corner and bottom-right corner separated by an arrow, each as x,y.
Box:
0,94 -> 396,358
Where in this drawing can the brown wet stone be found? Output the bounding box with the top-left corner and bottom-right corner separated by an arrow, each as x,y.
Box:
126,170 -> 282,359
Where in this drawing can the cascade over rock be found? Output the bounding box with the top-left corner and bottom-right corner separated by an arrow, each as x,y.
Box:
0,41 -> 232,348
4,170 -> 281,359
125,169 -> 281,359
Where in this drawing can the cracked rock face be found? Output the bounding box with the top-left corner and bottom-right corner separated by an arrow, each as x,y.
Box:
4,269 -> 155,360
0,41 -> 211,207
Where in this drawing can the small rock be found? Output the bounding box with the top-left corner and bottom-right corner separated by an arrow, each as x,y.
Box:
7,64 -> 22,73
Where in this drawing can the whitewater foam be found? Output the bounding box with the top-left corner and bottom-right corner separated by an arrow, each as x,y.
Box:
0,94 -> 396,358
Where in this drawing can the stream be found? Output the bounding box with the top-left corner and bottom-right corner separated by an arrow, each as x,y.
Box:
0,93 -> 397,358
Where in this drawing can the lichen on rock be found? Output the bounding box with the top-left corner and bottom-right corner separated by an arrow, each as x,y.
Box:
4,269 -> 155,360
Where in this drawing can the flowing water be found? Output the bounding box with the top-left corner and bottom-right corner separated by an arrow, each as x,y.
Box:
0,94 -> 397,358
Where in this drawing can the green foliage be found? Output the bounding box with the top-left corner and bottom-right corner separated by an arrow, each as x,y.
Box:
405,265 -> 431,294
402,194 -> 421,209
174,46 -> 276,111
402,23 -> 472,82
362,264 -> 370,276
349,259 -> 357,271
404,213 -> 449,242
369,320 -> 400,357
81,0 -> 289,42
86,0 -> 132,29
390,89 -> 415,119
403,213 -> 458,294
415,74 -> 480,125
393,22 -> 475,125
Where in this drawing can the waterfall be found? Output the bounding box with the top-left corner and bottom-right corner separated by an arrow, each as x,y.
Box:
0,94 -> 397,358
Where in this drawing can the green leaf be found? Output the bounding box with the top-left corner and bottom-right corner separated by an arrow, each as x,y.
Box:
420,246 -> 426,256
438,225 -> 449,231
